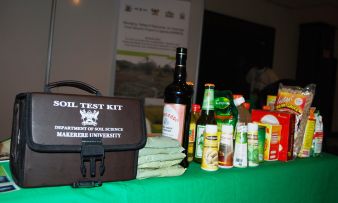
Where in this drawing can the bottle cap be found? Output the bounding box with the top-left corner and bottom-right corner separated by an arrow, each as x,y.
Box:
233,95 -> 245,106
243,102 -> 250,110
205,124 -> 218,134
204,83 -> 215,87
192,104 -> 201,113
233,94 -> 242,99
176,47 -> 187,55
221,124 -> 233,134
247,123 -> 258,132
309,107 -> 316,119
236,124 -> 247,133
262,105 -> 271,111
186,81 -> 194,86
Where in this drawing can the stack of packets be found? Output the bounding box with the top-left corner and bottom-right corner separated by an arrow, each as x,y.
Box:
137,136 -> 186,179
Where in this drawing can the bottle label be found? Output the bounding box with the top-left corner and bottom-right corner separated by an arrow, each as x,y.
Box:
235,125 -> 248,144
202,89 -> 214,110
187,124 -> 196,162
313,132 -> 323,154
201,129 -> 219,171
234,126 -> 248,168
299,119 -> 316,157
214,97 -> 230,109
233,143 -> 248,168
218,132 -> 233,167
248,132 -> 259,166
189,123 -> 196,143
195,125 -> 206,159
314,138 -> 323,154
162,103 -> 186,144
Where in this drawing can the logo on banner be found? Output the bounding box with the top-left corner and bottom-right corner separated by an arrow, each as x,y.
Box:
80,109 -> 99,126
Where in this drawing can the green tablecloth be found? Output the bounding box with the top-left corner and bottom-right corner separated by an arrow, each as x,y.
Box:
1,153 -> 338,203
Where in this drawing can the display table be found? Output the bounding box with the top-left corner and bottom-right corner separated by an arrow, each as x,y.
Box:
1,153 -> 338,203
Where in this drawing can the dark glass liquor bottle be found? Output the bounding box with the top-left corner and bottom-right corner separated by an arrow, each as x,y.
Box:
162,47 -> 192,168
194,83 -> 217,163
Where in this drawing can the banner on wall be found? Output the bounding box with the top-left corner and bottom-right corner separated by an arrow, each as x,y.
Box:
114,0 -> 191,98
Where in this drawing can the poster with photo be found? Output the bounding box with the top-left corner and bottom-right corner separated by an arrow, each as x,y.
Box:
114,0 -> 190,98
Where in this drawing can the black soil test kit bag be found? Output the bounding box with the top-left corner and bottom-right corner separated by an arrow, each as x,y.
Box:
10,81 -> 146,188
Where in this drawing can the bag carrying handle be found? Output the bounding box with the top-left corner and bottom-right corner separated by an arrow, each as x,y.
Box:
44,80 -> 102,96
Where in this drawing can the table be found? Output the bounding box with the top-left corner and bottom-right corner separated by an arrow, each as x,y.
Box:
1,153 -> 338,203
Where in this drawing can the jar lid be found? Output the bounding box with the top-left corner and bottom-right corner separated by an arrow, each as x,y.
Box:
248,122 -> 258,132
205,124 -> 218,134
221,124 -> 233,134
233,95 -> 245,106
192,104 -> 201,112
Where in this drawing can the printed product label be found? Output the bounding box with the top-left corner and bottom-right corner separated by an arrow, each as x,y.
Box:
52,100 -> 125,140
313,132 -> 323,154
275,92 -> 307,114
299,119 -> 316,157
258,127 -> 266,162
218,133 -> 233,167
188,124 -> 196,161
214,97 -> 230,109
260,124 -> 281,161
162,103 -> 186,144
202,89 -> 214,110
233,143 -> 247,168
195,125 -> 206,158
248,133 -> 259,166
189,123 -> 196,143
233,126 -> 248,167
266,133 -> 280,161
201,132 -> 219,171
314,138 -> 323,153
235,125 -> 248,144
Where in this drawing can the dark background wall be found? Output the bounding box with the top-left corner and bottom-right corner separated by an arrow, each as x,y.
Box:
197,11 -> 275,104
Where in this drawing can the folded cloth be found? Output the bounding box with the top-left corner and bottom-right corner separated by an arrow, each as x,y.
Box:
138,159 -> 182,169
143,136 -> 181,148
139,146 -> 184,156
136,165 -> 186,179
138,153 -> 185,165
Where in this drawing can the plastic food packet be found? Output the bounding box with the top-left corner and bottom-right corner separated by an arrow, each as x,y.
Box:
274,83 -> 316,157
214,90 -> 238,132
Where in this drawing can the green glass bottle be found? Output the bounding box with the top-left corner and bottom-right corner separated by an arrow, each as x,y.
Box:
194,83 -> 217,163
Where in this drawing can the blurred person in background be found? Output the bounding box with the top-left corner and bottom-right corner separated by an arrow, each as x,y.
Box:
246,55 -> 279,109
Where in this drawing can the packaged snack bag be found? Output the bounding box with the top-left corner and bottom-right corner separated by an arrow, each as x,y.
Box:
274,83 -> 315,157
